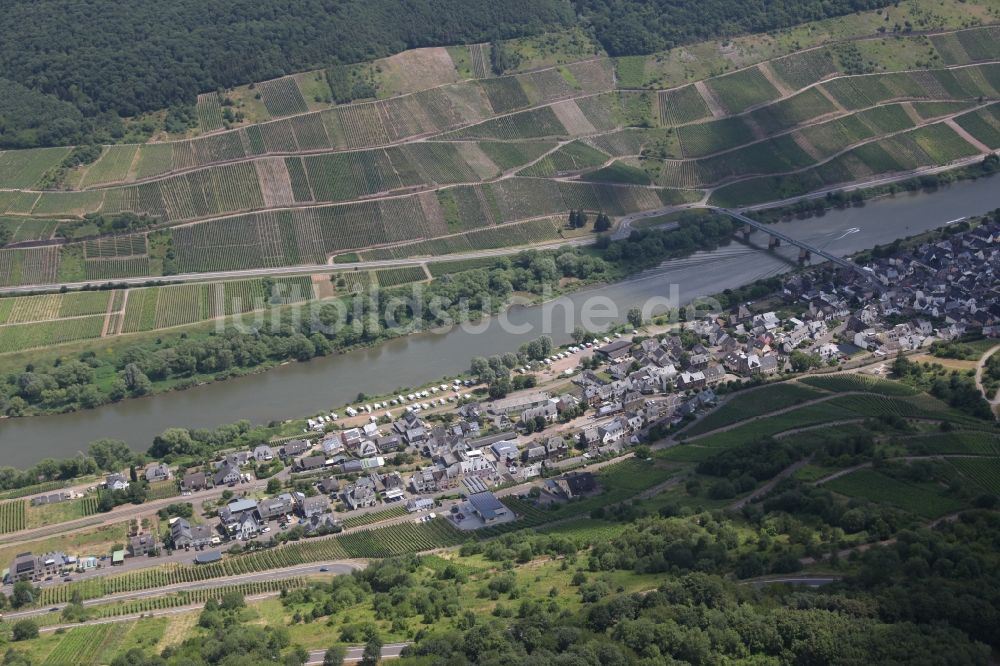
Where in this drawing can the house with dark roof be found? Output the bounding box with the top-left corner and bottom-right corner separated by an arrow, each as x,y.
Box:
257,494 -> 296,521
144,463 -> 171,483
597,339 -> 632,360
304,514 -> 341,536
467,491 -> 509,524
11,552 -> 36,582
181,471 -> 209,493
342,478 -> 378,510
302,495 -> 331,518
170,518 -> 216,549
213,461 -> 240,486
128,534 -> 158,558
295,455 -> 327,472
315,477 -> 340,496
554,472 -> 597,498
280,439 -> 311,458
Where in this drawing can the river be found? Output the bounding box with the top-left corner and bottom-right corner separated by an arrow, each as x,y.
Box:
1,179 -> 998,467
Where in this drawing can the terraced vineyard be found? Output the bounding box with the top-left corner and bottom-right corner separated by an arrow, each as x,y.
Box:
684,382 -> 827,436
0,20 -> 997,290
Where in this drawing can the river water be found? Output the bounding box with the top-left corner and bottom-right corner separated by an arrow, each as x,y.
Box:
1,179 -> 998,467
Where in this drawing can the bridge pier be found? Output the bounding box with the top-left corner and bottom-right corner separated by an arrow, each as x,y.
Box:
742,229 -> 752,241
768,236 -> 781,250
798,248 -> 811,263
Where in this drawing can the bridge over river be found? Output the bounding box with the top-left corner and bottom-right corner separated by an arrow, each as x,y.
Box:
709,206 -> 881,289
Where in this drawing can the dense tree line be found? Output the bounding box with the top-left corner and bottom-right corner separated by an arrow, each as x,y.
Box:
0,0 -> 903,148
696,437 -> 804,496
576,0 -> 893,56
57,212 -> 159,239
0,438 -> 149,493
0,79 -> 99,149
0,0 -> 571,141
400,563 -> 989,665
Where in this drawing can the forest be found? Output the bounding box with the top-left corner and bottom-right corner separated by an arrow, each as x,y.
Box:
79,510 -> 1000,665
0,0 -> 893,148
575,0 -> 893,55
0,0 -> 570,131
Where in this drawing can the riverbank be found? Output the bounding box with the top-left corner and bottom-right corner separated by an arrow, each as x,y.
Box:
0,213 -> 734,421
0,180 -> 998,466
750,157 -> 999,223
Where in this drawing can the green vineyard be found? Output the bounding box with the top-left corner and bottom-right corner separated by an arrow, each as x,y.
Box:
0,500 -> 26,534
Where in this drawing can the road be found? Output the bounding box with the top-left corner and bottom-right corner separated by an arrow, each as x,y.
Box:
611,202 -> 705,240
973,343 -> 1000,417
745,575 -> 842,588
306,643 -> 410,664
737,153 -> 994,213
728,458 -> 812,511
1,153 -> 990,298
2,560 -> 364,620
0,235 -> 598,295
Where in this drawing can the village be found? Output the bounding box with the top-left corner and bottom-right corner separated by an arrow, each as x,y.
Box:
7,215 -> 999,586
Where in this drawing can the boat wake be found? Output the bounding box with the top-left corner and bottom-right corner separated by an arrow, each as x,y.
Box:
833,227 -> 860,240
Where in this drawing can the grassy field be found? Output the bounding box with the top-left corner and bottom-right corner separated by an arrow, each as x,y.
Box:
25,495 -> 100,528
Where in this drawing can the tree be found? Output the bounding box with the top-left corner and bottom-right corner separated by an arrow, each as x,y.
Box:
149,428 -> 196,458
594,213 -> 612,232
789,351 -> 822,373
323,646 -> 347,666
532,415 -> 547,432
87,439 -> 134,472
266,477 -> 282,494
122,363 -> 152,395
10,582 -> 34,608
708,479 -> 736,499
627,307 -> 643,329
489,36 -> 521,76
11,620 -> 37,641
361,634 -> 383,666
470,356 -> 490,381
538,336 -> 553,357
571,326 -> 588,344
284,645 -> 309,666
220,591 -> 245,611
2,649 -> 32,666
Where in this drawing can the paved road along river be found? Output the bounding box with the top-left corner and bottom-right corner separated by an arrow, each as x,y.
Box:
0,178 -> 997,466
